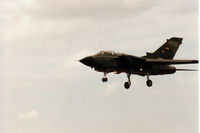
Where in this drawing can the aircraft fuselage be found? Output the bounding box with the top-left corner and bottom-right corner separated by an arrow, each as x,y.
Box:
81,54 -> 176,76
79,37 -> 198,88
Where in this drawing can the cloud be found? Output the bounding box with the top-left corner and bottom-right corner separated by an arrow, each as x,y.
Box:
2,0 -> 195,23
65,49 -> 95,68
0,0 -> 198,133
17,110 -> 39,122
23,0 -> 162,20
103,82 -> 122,96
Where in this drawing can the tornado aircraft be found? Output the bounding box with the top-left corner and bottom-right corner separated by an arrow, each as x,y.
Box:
79,37 -> 198,89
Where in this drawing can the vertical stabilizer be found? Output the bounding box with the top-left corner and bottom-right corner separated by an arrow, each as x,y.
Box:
146,37 -> 183,59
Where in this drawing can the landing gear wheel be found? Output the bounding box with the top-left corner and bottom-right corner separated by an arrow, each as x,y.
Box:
124,82 -> 130,89
102,78 -> 108,82
146,80 -> 152,87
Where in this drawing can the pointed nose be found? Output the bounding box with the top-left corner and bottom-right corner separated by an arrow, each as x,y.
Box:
79,56 -> 94,67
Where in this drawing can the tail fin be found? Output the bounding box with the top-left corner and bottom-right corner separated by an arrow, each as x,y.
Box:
146,37 -> 183,59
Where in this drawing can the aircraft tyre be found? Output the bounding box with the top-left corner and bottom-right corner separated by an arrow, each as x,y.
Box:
124,82 -> 130,89
146,80 -> 152,87
102,78 -> 108,82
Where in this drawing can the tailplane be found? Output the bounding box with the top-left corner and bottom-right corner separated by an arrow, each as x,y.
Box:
146,37 -> 183,59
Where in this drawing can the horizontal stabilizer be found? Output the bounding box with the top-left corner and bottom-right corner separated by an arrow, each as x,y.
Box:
176,69 -> 197,71
145,59 -> 198,65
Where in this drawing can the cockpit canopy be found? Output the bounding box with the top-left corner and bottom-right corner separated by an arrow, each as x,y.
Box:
95,51 -> 116,56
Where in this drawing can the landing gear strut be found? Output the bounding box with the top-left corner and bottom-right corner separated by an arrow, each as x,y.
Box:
102,72 -> 108,82
124,73 -> 131,89
146,71 -> 152,87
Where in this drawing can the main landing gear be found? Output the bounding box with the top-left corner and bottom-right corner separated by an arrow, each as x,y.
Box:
146,71 -> 152,87
124,73 -> 131,89
102,72 -> 108,82
123,72 -> 153,89
101,71 -> 153,88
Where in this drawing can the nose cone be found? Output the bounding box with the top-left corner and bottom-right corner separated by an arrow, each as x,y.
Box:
79,56 -> 94,67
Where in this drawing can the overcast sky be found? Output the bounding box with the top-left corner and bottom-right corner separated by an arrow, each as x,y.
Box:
0,0 -> 198,133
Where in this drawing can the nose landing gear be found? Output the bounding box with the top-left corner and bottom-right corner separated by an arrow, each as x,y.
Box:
102,77 -> 108,82
102,72 -> 108,82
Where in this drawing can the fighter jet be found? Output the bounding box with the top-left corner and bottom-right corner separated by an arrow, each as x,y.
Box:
79,37 -> 198,89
